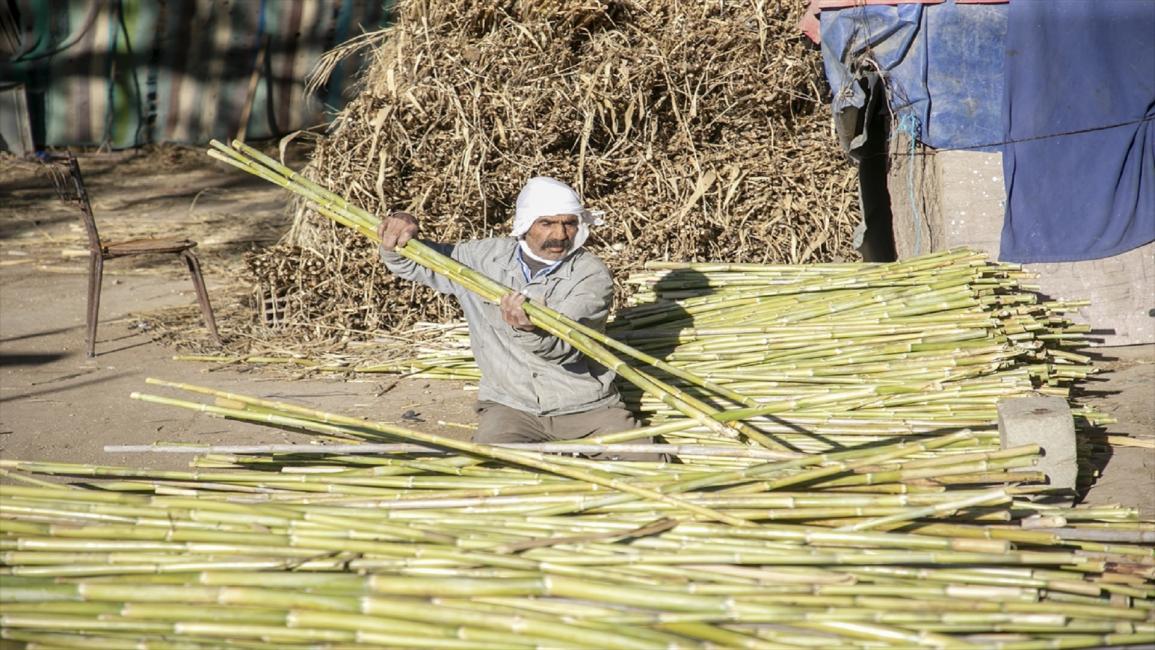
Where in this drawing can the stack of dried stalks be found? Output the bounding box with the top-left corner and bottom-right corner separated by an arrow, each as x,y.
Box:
3,382 -> 1153,649
245,0 -> 857,345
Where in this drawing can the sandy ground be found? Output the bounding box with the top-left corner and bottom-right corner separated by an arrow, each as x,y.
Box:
1,148 -> 1152,516
0,148 -> 477,474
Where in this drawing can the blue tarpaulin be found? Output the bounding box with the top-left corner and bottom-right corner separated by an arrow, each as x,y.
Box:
819,2 -> 1006,151
819,0 -> 1155,263
999,1 -> 1155,263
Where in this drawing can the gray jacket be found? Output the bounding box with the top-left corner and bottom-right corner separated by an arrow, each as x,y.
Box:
381,237 -> 620,415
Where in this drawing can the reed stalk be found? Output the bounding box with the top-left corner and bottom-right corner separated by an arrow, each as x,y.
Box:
209,140 -> 794,449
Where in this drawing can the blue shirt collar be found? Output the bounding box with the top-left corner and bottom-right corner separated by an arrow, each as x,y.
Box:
516,244 -> 564,282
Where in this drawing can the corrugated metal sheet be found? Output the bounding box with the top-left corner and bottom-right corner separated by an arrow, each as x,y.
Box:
0,0 -> 392,148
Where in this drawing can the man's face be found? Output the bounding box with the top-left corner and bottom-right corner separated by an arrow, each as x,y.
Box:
524,214 -> 580,261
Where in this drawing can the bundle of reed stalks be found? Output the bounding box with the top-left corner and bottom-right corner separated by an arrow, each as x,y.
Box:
213,139 -> 797,449
2,380 -> 1152,649
358,251 -> 1105,464
240,0 -> 858,346
206,140 -> 1111,485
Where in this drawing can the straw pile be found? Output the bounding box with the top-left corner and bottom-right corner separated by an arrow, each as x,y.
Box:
2,381 -> 1152,649
244,0 -> 858,343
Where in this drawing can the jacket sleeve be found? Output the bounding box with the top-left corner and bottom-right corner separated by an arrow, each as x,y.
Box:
508,265 -> 613,363
380,240 -> 476,297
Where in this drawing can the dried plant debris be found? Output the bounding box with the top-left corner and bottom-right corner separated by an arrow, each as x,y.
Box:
242,0 -> 858,350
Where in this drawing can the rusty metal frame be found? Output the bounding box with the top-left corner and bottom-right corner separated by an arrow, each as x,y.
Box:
46,153 -> 222,357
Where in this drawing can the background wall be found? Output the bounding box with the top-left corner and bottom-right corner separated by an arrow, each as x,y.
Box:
889,146 -> 1155,347
0,0 -> 393,150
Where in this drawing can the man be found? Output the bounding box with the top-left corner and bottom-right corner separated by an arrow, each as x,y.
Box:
378,176 -> 639,450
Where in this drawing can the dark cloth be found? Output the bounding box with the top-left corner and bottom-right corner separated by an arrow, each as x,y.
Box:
999,1 -> 1155,263
473,400 -> 656,461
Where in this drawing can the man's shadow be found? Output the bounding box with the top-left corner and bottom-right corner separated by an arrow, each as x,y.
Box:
608,267 -> 829,454
1066,338 -> 1121,502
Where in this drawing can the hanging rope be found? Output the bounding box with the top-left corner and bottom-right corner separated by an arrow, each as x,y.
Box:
895,111 -> 923,256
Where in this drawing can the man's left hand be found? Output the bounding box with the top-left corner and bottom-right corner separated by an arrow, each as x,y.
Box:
500,293 -> 535,331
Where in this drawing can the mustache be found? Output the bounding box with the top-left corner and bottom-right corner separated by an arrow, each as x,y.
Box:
542,238 -> 572,249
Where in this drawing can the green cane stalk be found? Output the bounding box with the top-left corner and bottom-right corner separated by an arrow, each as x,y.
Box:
207,139 -> 789,450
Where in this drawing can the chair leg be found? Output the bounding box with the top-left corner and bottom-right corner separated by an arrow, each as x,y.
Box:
86,253 -> 103,358
182,250 -> 221,345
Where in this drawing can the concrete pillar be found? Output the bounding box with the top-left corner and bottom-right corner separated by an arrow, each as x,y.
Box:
997,395 -> 1078,504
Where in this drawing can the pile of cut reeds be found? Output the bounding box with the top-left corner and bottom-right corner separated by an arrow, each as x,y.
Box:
212,139 -> 816,448
206,140 -> 1110,484
2,380 -> 1153,649
241,0 -> 858,346
362,250 -> 1107,467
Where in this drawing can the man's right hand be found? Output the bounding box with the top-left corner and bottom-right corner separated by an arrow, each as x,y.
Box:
378,211 -> 418,251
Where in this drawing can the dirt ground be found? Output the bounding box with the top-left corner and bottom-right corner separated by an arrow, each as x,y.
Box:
0,148 -> 478,472
1,148 -> 1152,516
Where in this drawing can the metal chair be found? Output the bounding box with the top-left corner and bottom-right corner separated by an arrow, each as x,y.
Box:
46,153 -> 221,357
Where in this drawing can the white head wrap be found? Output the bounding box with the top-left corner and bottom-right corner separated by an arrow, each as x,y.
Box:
512,177 -> 604,262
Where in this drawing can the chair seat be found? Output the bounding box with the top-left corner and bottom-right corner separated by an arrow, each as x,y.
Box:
103,238 -> 197,257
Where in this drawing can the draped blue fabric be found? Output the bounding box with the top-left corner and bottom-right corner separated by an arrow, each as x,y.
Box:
820,2 -> 1005,151
999,1 -> 1155,262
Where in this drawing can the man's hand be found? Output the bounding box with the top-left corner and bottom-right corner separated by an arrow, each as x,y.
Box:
500,293 -> 536,331
378,211 -> 418,251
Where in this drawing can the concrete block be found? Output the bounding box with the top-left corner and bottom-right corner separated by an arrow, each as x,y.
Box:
998,396 -> 1078,502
